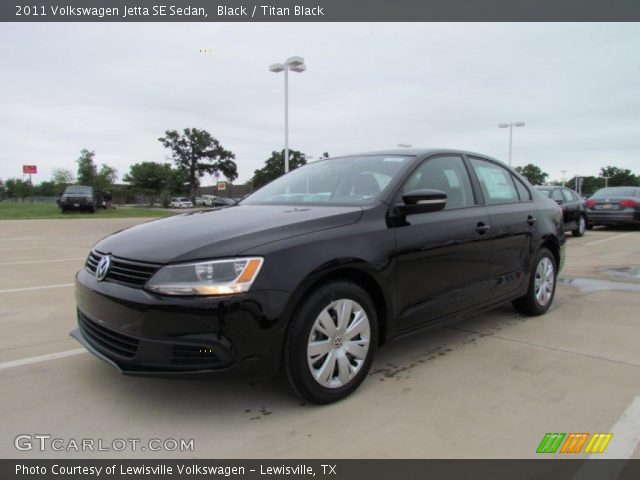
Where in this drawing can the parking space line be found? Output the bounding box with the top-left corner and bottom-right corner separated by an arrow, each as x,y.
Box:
598,395 -> 640,459
0,246 -> 55,251
0,348 -> 86,371
584,232 -> 634,247
0,283 -> 73,294
0,258 -> 83,266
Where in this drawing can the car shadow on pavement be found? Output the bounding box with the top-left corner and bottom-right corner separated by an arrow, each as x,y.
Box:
72,303 -> 523,416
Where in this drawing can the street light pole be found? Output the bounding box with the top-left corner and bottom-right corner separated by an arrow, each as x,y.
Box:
270,56 -> 306,174
284,66 -> 289,174
498,122 -> 525,166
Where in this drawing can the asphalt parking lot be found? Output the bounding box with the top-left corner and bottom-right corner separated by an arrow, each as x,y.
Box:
1,219 -> 639,459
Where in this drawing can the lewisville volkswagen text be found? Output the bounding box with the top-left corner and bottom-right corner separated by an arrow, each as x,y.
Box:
71,150 -> 565,403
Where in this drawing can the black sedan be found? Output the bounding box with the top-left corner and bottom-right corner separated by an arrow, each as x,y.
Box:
536,186 -> 589,237
71,149 -> 565,403
586,187 -> 640,227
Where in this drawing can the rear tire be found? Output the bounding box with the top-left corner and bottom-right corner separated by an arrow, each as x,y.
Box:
572,215 -> 586,237
513,248 -> 557,316
283,281 -> 378,404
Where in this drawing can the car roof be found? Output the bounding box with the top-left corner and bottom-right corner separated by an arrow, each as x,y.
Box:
325,148 -> 506,166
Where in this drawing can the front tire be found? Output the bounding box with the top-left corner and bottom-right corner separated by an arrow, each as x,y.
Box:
572,215 -> 586,237
513,248 -> 557,316
283,281 -> 378,404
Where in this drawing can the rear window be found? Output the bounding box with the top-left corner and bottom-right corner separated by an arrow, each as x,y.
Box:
537,189 -> 552,198
592,188 -> 639,198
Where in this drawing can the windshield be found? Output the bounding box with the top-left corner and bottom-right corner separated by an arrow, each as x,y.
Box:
242,155 -> 412,206
64,186 -> 93,195
592,187 -> 638,198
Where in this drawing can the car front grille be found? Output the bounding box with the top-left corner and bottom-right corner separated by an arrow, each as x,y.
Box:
85,250 -> 160,288
78,311 -> 139,359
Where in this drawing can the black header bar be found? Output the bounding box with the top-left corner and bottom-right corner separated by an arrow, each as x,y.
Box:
3,0 -> 640,22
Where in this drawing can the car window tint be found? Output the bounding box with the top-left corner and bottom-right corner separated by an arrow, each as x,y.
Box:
537,189 -> 552,198
469,158 -> 519,205
402,156 -> 474,210
592,187 -> 639,198
561,189 -> 575,202
551,189 -> 564,202
513,176 -> 531,201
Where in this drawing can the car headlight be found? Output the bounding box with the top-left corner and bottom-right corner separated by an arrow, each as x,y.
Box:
146,257 -> 263,296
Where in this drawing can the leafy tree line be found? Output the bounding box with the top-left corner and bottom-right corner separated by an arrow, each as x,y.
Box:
515,163 -> 638,194
1,123 -> 332,202
0,149 -> 119,200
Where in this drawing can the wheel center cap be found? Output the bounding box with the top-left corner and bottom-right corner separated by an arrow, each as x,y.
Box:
333,337 -> 343,349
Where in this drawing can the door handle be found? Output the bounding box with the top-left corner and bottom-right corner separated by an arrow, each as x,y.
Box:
527,216 -> 537,226
476,222 -> 490,235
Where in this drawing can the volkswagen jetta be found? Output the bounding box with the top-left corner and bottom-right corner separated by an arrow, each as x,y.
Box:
71,149 -> 565,403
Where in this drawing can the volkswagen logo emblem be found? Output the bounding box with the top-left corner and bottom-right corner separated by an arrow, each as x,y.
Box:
95,255 -> 111,281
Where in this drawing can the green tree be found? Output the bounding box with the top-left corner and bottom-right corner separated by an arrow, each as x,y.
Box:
251,149 -> 307,189
34,181 -> 59,197
76,149 -> 97,185
158,128 -> 238,200
51,168 -> 75,186
599,166 -> 639,187
123,162 -> 175,193
566,176 -> 603,195
93,164 -> 118,192
514,163 -> 549,185
5,178 -> 33,200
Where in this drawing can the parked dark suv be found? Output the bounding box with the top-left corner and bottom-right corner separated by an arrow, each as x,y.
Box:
536,186 -> 589,237
58,185 -> 97,213
71,150 -> 565,403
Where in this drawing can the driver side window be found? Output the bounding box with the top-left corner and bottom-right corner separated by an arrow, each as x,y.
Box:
403,156 -> 474,210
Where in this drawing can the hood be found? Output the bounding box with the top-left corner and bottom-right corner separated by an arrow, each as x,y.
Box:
94,204 -> 363,263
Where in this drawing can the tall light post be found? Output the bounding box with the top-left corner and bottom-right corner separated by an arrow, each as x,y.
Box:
498,122 -> 525,166
269,56 -> 306,174
601,176 -> 611,188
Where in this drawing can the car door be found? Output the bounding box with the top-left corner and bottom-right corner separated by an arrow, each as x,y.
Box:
561,188 -> 579,229
468,157 -> 535,301
392,155 -> 492,332
549,189 -> 570,226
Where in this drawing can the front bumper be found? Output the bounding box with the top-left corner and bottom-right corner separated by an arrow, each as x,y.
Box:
588,210 -> 640,226
72,269 -> 291,378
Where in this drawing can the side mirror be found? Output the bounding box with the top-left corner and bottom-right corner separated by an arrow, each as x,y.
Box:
555,199 -> 564,205
397,189 -> 447,215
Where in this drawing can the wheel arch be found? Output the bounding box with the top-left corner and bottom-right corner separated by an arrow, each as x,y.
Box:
539,235 -> 561,268
283,262 -> 392,346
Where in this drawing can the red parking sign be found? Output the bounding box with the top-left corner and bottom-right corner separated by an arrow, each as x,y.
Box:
23,165 -> 37,174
